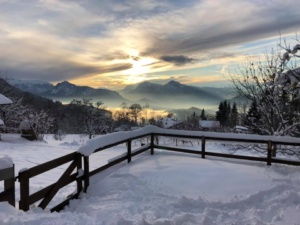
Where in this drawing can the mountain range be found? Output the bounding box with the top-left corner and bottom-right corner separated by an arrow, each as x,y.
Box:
5,78 -> 234,110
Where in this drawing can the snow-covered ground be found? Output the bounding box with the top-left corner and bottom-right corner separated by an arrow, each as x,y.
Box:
0,133 -> 300,224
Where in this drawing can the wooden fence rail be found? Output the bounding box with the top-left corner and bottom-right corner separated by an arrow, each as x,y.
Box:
1,130 -> 300,212
152,133 -> 300,166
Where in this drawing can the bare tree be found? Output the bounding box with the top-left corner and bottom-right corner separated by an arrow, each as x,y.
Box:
129,103 -> 143,125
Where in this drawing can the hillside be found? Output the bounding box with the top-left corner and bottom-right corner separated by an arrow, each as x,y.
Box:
121,80 -> 227,110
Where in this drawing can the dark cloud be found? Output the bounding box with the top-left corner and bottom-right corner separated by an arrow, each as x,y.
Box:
2,61 -> 132,82
143,1 -> 300,57
160,55 -> 196,66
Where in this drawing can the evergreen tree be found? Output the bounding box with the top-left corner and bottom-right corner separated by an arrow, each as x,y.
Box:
230,102 -> 238,127
200,109 -> 207,120
245,100 -> 262,134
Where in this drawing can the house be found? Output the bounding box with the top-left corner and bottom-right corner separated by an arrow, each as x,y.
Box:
114,125 -> 130,132
234,125 -> 249,134
0,94 -> 12,136
159,117 -> 180,129
199,120 -> 220,131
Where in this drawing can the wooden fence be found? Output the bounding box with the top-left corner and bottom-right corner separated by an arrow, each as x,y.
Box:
1,130 -> 300,212
18,152 -> 82,212
0,165 -> 15,207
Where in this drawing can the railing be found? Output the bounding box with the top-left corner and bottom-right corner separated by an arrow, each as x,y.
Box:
151,132 -> 300,166
2,126 -> 300,212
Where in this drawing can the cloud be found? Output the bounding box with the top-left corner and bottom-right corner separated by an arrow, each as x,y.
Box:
0,0 -> 300,89
160,55 -> 196,66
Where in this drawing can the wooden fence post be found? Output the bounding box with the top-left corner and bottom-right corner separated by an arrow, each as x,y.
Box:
76,153 -> 83,194
83,156 -> 90,193
267,141 -> 272,166
0,165 -> 15,207
201,136 -> 206,159
19,169 -> 30,211
150,134 -> 154,155
127,140 -> 132,163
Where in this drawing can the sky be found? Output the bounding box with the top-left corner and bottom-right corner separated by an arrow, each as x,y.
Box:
0,0 -> 300,90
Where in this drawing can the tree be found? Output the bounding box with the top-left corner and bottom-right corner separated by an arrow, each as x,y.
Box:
230,102 -> 238,127
129,104 -> 143,125
216,100 -> 231,128
200,109 -> 207,120
230,39 -> 300,137
230,36 -> 300,156
245,100 -> 262,134
69,98 -> 112,139
20,110 -> 54,140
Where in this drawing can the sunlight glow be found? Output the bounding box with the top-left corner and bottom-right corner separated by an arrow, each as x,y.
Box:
122,49 -> 158,84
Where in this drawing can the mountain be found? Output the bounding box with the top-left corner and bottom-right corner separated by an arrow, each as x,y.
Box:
6,78 -> 54,94
41,81 -> 127,106
122,80 -> 227,110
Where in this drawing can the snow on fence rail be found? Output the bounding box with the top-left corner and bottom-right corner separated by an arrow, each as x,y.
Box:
2,125 -> 300,212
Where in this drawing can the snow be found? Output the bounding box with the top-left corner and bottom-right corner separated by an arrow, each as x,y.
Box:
0,94 -> 13,105
0,132 -> 300,224
0,157 -> 13,170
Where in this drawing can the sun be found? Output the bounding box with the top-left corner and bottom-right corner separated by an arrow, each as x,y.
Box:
125,49 -> 157,83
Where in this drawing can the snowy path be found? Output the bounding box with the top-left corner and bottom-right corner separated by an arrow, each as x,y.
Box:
61,153 -> 300,224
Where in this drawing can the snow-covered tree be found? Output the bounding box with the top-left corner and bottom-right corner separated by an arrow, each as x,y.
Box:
231,48 -> 300,136
20,110 -> 54,140
230,37 -> 300,137
0,97 -> 29,129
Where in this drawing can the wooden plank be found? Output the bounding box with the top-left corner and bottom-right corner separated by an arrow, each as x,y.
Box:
83,156 -> 89,192
4,179 -> 15,206
205,151 -> 267,162
267,141 -> 272,166
154,145 -> 200,155
201,136 -> 205,159
0,190 -> 11,201
76,153 -> 83,194
38,160 -> 77,209
131,146 -> 150,157
50,193 -> 80,213
27,152 -> 77,178
89,155 -> 128,177
271,158 -> 300,166
127,140 -> 132,163
19,170 -> 30,211
93,134 -> 151,154
150,134 -> 154,155
152,133 -> 270,145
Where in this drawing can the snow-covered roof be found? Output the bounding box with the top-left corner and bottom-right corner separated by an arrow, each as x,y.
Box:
0,119 -> 4,126
235,125 -> 248,131
0,157 -> 13,170
160,117 -> 179,128
199,120 -> 220,128
0,94 -> 13,105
